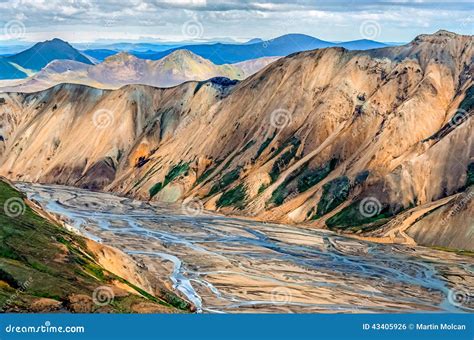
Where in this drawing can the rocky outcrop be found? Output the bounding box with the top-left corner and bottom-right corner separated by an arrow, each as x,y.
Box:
0,31 -> 472,250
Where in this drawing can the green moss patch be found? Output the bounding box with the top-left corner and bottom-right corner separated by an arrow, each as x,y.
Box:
254,133 -> 276,161
458,85 -> 474,113
314,176 -> 351,218
297,159 -> 337,193
325,200 -> 393,231
467,163 -> 474,187
269,137 -> 301,182
209,167 -> 242,196
216,184 -> 247,209
149,161 -> 190,198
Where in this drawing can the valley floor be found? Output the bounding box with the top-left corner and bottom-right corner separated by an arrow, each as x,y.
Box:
16,182 -> 474,313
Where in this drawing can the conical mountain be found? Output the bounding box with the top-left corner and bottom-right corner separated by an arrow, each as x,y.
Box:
7,38 -> 93,71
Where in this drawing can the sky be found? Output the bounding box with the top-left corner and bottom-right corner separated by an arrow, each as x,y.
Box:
0,0 -> 472,43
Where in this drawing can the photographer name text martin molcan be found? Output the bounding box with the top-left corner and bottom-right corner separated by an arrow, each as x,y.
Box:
416,323 -> 467,331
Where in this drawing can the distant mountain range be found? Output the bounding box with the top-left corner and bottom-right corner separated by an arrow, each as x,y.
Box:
0,50 -> 279,93
0,35 -> 391,80
82,35 -> 389,64
92,34 -> 389,64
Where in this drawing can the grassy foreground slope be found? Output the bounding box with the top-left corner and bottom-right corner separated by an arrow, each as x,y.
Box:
0,178 -> 190,313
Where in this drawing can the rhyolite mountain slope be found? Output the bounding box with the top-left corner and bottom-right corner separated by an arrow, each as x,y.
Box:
0,31 -> 472,250
0,50 -> 279,93
6,38 -> 93,72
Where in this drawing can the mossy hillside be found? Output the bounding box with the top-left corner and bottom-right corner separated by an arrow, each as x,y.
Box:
209,167 -> 242,196
267,159 -> 339,207
164,162 -> 190,186
315,176 -> 351,217
325,200 -> 393,232
149,161 -> 190,198
268,168 -> 304,206
297,159 -> 338,193
216,184 -> 247,210
0,180 -> 189,312
269,181 -> 291,206
149,182 -> 163,198
458,85 -> 474,113
269,137 -> 301,182
196,159 -> 223,185
253,133 -> 276,161
467,163 -> 474,187
310,170 -> 372,220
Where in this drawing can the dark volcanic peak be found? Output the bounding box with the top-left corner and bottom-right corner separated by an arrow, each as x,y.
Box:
7,38 -> 93,72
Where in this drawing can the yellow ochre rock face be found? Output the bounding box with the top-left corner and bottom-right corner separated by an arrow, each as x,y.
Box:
0,31 -> 472,250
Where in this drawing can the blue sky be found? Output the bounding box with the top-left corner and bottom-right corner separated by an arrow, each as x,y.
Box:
0,0 -> 472,43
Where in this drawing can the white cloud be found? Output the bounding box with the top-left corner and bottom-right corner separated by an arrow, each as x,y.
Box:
0,0 -> 472,42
